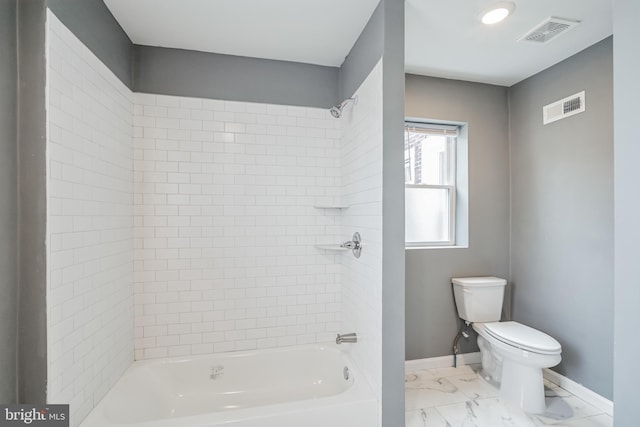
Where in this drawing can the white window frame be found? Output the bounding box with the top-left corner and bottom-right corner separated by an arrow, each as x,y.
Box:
404,121 -> 459,248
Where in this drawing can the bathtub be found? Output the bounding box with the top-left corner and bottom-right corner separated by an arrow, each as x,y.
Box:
80,344 -> 377,427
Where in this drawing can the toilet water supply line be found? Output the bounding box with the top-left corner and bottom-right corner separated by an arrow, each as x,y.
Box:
452,321 -> 472,368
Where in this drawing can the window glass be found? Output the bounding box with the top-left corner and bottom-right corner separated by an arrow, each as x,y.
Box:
405,122 -> 458,246
405,186 -> 450,243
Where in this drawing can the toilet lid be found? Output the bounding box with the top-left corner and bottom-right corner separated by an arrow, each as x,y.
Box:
484,321 -> 562,355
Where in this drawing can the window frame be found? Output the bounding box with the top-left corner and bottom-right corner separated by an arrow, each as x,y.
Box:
404,121 -> 459,248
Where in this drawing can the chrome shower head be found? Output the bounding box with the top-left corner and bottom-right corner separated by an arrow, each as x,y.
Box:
329,96 -> 358,119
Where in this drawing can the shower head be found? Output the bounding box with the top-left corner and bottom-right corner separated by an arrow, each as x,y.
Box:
329,96 -> 358,119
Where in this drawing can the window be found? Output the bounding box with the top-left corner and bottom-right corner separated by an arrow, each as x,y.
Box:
405,122 -> 460,247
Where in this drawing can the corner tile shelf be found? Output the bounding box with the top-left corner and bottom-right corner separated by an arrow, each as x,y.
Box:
313,205 -> 350,209
314,204 -> 348,252
314,244 -> 348,251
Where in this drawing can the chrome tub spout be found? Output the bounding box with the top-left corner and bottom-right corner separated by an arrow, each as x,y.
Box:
336,333 -> 357,344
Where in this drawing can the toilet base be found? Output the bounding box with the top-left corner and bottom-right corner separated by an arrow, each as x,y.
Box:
500,359 -> 546,414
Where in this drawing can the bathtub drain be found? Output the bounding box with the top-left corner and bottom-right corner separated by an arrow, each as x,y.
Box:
343,366 -> 350,381
210,365 -> 224,380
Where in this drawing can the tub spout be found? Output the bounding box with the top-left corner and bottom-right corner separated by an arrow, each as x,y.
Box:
336,333 -> 357,344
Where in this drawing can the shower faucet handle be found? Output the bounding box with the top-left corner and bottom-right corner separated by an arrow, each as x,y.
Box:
340,240 -> 360,250
340,232 -> 362,258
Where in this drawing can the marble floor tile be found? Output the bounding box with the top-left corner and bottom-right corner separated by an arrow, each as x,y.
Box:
406,408 -> 450,427
406,370 -> 441,389
406,375 -> 470,410
435,398 -> 540,427
405,365 -> 611,427
530,396 -> 603,425
448,372 -> 500,400
552,414 -> 613,427
426,364 -> 480,379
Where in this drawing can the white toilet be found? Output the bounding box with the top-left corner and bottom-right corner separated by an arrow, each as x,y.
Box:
452,276 -> 562,414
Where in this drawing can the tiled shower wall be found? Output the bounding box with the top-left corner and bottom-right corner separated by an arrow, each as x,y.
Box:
45,12 -> 385,426
133,94 -> 343,359
340,59 -> 384,400
46,12 -> 134,425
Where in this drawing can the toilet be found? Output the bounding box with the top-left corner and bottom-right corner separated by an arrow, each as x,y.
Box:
452,276 -> 562,414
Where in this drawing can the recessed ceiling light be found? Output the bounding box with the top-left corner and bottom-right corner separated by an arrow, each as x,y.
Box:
481,2 -> 516,25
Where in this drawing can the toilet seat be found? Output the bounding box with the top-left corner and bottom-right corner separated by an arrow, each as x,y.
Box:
483,321 -> 561,355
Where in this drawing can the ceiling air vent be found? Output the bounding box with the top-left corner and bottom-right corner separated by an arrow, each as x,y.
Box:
543,91 -> 585,125
519,17 -> 580,44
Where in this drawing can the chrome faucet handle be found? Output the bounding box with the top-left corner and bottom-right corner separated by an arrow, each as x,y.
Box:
341,241 -> 359,250
340,232 -> 362,258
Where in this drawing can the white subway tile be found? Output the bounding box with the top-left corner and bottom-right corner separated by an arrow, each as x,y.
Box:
134,93 -> 156,106
47,12 -> 134,426
201,99 -> 225,111
132,94 -> 343,361
156,95 -> 180,108
179,119 -> 202,130
167,108 -> 190,119
143,105 -> 167,118
191,110 -> 213,121
143,127 -> 167,139
224,101 -> 247,113
179,97 -> 203,109
202,121 -> 225,132
156,118 -> 180,129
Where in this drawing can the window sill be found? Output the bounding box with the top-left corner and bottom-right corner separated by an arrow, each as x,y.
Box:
405,245 -> 469,250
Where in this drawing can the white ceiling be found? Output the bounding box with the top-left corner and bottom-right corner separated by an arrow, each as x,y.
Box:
103,0 -> 380,67
104,0 -> 613,87
406,0 -> 613,86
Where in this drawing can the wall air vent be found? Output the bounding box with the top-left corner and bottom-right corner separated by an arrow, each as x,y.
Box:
519,17 -> 580,44
543,91 -> 586,125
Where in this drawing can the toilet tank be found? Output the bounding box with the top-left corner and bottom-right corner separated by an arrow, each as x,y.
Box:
452,277 -> 507,323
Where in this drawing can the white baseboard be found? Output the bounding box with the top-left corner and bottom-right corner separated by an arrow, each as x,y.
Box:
405,352 -> 481,373
543,369 -> 613,417
404,354 -> 613,417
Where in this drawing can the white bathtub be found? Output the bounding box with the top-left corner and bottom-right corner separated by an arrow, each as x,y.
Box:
80,344 -> 377,427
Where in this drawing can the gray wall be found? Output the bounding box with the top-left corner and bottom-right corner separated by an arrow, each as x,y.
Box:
17,0 -> 48,404
380,1 -> 405,426
47,0 -> 342,108
339,1 -> 383,100
131,2 -> 389,109
0,0 -> 18,404
44,0 -> 387,109
509,37 -> 614,399
48,0 -> 133,87
613,0 -> 640,424
404,75 -> 510,360
133,46 -> 339,108
339,1 -> 406,424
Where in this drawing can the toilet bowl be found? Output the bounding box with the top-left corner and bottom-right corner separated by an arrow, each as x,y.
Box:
451,277 -> 562,414
473,321 -> 561,413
